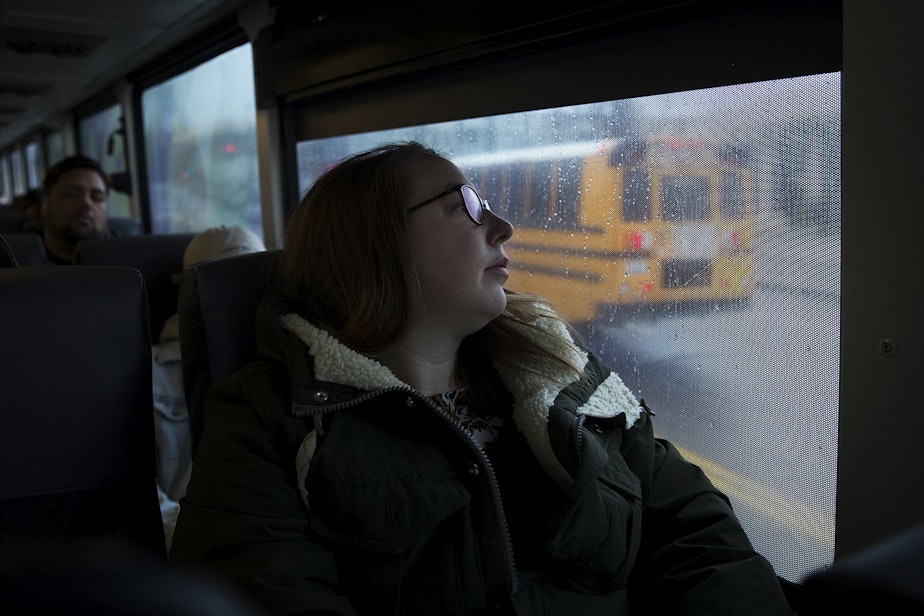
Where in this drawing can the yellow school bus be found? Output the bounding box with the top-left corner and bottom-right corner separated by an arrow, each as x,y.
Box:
458,136 -> 755,322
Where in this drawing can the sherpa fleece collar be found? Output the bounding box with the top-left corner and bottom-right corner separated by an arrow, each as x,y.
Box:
278,312 -> 640,490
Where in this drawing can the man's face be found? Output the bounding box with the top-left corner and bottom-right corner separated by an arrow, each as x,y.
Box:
42,168 -> 109,241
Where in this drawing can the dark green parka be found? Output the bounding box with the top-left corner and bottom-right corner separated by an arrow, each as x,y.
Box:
171,296 -> 791,615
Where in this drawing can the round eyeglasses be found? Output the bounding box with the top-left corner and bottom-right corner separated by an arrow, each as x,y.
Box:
406,184 -> 491,225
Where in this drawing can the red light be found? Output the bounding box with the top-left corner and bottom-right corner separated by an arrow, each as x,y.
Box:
631,231 -> 644,250
644,280 -> 653,292
225,143 -> 236,154
731,228 -> 742,248
666,137 -> 700,149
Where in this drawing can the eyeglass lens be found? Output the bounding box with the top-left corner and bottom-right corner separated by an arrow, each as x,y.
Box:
461,185 -> 486,224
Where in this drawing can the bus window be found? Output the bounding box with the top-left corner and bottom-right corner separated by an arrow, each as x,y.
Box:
554,157 -> 582,228
623,169 -> 652,222
10,149 -> 25,196
295,71 -> 841,584
0,155 -> 9,204
508,162 -> 530,225
44,130 -> 67,169
722,171 -> 746,219
79,104 -> 132,218
140,43 -> 261,237
24,140 -> 43,190
660,175 -> 709,221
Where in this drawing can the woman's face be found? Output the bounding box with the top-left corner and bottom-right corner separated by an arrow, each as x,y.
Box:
403,153 -> 514,338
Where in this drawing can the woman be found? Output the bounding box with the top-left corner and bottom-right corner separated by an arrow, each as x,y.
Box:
171,142 -> 792,615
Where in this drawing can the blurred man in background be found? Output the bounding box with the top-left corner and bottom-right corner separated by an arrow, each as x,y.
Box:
40,155 -> 112,264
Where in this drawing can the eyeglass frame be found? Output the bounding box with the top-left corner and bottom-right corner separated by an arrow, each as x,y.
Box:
406,184 -> 491,225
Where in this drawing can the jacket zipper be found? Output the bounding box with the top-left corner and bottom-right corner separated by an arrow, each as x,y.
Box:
292,386 -> 520,596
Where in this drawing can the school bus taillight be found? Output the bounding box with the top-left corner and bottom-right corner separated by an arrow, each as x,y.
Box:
628,230 -> 651,251
723,227 -> 744,250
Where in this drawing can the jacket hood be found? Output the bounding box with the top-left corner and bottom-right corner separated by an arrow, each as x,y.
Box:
274,305 -> 641,490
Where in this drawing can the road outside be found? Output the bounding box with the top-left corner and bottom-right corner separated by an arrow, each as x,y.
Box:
581,216 -> 840,583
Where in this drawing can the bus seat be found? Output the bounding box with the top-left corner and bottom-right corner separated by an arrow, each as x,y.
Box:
0,538 -> 263,615
0,233 -> 17,267
0,208 -> 27,233
800,521 -> 924,615
74,233 -> 196,338
178,249 -> 282,457
0,265 -> 165,555
1,232 -> 49,266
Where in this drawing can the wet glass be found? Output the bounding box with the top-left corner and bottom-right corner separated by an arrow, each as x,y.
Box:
295,72 -> 841,583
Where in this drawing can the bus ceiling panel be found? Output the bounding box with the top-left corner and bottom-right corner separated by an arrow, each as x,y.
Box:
0,0 -> 252,150
267,0 -> 703,103
282,0 -> 842,141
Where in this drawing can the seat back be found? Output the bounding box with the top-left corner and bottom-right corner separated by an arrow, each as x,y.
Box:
74,233 -> 196,338
0,208 -> 27,233
178,249 -> 282,456
1,232 -> 49,266
801,521 -> 924,614
0,265 -> 165,554
0,538 -> 263,615
0,233 -> 16,267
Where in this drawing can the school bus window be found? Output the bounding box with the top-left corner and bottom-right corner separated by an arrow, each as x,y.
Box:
141,43 -> 261,236
45,130 -> 66,168
722,171 -> 746,219
79,104 -> 131,218
294,71 -> 840,584
622,169 -> 651,221
10,149 -> 25,195
508,162 -> 529,225
661,175 -> 709,221
526,160 -> 548,226
24,141 -> 42,189
664,258 -> 711,288
555,157 -> 582,228
0,155 -> 9,204
477,167 -> 503,221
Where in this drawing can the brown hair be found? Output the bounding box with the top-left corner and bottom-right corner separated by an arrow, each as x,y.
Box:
281,142 -> 435,352
282,141 -> 587,404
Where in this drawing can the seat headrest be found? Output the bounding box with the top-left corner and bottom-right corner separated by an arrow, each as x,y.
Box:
178,249 -> 282,456
75,233 -> 196,337
0,233 -> 17,267
0,265 -> 153,497
1,233 -> 48,266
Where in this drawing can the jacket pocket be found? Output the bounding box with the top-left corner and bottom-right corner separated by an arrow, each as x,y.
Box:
307,464 -> 472,554
306,471 -> 479,614
546,422 -> 643,592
